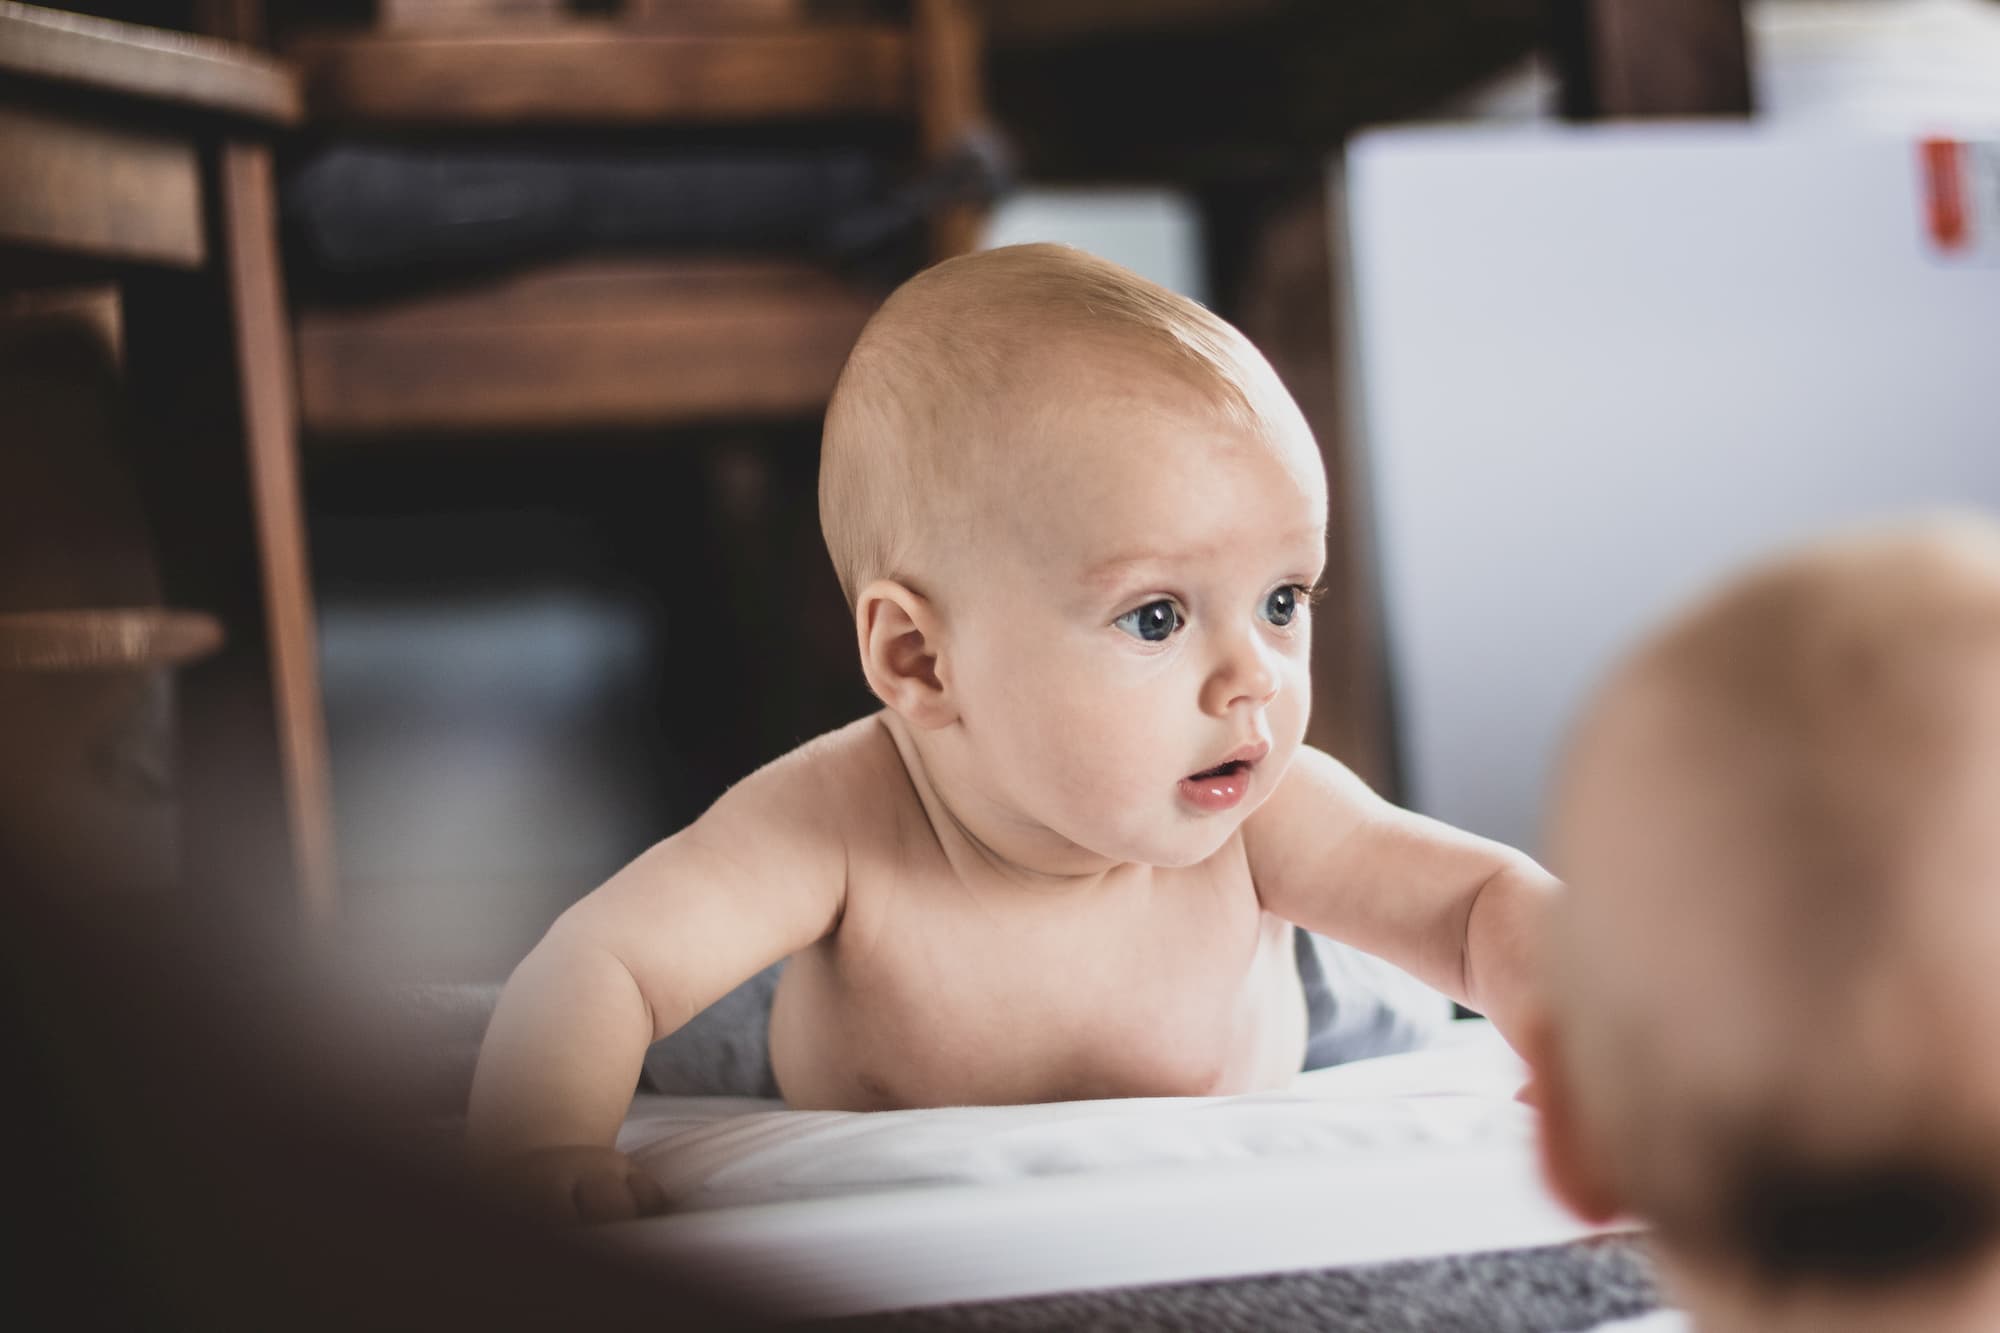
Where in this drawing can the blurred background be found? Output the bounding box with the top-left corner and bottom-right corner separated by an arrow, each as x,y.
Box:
3,0 -> 1998,986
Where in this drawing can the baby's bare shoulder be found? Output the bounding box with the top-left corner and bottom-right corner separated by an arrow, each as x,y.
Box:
1252,746 -> 1378,829
722,712 -> 909,833
1243,747 -> 1383,879
552,720 -> 890,975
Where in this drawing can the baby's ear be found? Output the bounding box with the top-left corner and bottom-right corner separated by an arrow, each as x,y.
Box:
855,579 -> 957,728
1522,1012 -> 1627,1226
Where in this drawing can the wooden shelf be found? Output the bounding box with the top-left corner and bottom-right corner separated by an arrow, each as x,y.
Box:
0,607 -> 224,670
283,21 -> 912,127
296,258 -> 882,435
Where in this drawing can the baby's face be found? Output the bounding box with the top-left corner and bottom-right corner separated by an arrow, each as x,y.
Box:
937,380 -> 1328,869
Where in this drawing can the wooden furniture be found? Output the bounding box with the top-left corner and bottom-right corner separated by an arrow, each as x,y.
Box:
1553,0 -> 1752,119
284,0 -> 986,438
296,259 -> 887,436
288,22 -> 914,124
0,0 -> 336,927
0,608 -> 225,669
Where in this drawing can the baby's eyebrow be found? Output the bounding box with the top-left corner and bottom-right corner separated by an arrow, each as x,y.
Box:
1082,529 -> 1326,588
1082,551 -> 1174,588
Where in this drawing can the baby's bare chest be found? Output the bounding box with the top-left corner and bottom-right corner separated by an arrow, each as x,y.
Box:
769,857 -> 1307,1108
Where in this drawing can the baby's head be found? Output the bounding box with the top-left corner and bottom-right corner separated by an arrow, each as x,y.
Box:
820,244 -> 1327,871
1534,515 -> 2000,1331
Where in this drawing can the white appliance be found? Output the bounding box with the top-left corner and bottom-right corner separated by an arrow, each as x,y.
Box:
1341,123 -> 2000,854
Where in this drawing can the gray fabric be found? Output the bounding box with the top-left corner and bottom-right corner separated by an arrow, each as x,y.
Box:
641,961 -> 784,1098
1296,929 -> 1456,1069
799,1236 -> 1662,1333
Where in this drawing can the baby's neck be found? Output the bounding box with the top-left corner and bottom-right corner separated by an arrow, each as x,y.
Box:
877,711 -> 1137,891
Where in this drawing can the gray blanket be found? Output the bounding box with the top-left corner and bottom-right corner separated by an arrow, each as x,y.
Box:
804,1237 -> 1661,1333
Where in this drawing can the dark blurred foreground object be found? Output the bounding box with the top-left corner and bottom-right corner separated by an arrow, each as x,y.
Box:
0,0 -> 337,931
0,288 -> 753,1318
0,295 -> 196,895
0,876 -> 767,1332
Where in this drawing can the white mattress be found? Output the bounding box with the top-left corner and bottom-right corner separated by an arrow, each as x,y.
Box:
609,1021 -> 1629,1317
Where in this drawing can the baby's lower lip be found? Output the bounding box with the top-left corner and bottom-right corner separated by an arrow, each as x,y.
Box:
1179,762 -> 1253,812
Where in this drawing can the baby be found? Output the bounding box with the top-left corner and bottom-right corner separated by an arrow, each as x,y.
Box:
468,244 -> 1557,1222
1530,516 -> 2000,1333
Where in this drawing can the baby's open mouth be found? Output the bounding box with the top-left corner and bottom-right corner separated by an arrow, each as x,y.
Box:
1188,759 -> 1252,781
1180,743 -> 1265,811
1182,741 -> 1270,795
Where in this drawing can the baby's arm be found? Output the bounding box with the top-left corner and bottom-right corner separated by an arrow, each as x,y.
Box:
1246,746 -> 1557,1053
466,743 -> 846,1221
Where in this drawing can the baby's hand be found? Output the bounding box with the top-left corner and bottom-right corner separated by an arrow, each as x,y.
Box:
483,1144 -> 668,1224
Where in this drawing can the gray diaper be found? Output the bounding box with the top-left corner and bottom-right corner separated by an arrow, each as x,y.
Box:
639,931 -> 1453,1099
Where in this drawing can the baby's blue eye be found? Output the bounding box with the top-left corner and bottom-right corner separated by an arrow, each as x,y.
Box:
1264,586 -> 1303,627
1115,600 -> 1182,643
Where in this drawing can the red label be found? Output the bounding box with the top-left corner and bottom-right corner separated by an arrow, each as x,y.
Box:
1923,138 -> 1970,252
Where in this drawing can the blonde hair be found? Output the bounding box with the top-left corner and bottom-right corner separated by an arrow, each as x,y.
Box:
818,243 -> 1272,608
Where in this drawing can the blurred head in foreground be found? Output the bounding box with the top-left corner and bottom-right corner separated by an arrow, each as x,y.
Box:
1532,513 -> 2000,1333
0,872 -> 760,1331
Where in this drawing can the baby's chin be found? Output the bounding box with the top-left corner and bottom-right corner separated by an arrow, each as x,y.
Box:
1037,764 -> 1288,870
1073,806 -> 1256,870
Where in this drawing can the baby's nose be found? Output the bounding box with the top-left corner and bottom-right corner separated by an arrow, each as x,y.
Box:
1200,637 -> 1279,716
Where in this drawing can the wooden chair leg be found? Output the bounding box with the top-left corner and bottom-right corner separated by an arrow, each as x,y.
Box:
914,0 -> 987,260
216,141 -> 337,930
122,141 -> 336,934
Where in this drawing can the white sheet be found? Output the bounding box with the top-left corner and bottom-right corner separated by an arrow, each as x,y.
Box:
607,1022 -> 1634,1317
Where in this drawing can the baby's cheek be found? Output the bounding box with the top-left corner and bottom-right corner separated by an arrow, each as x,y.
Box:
1278,656 -> 1313,734
1036,692 -> 1152,801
